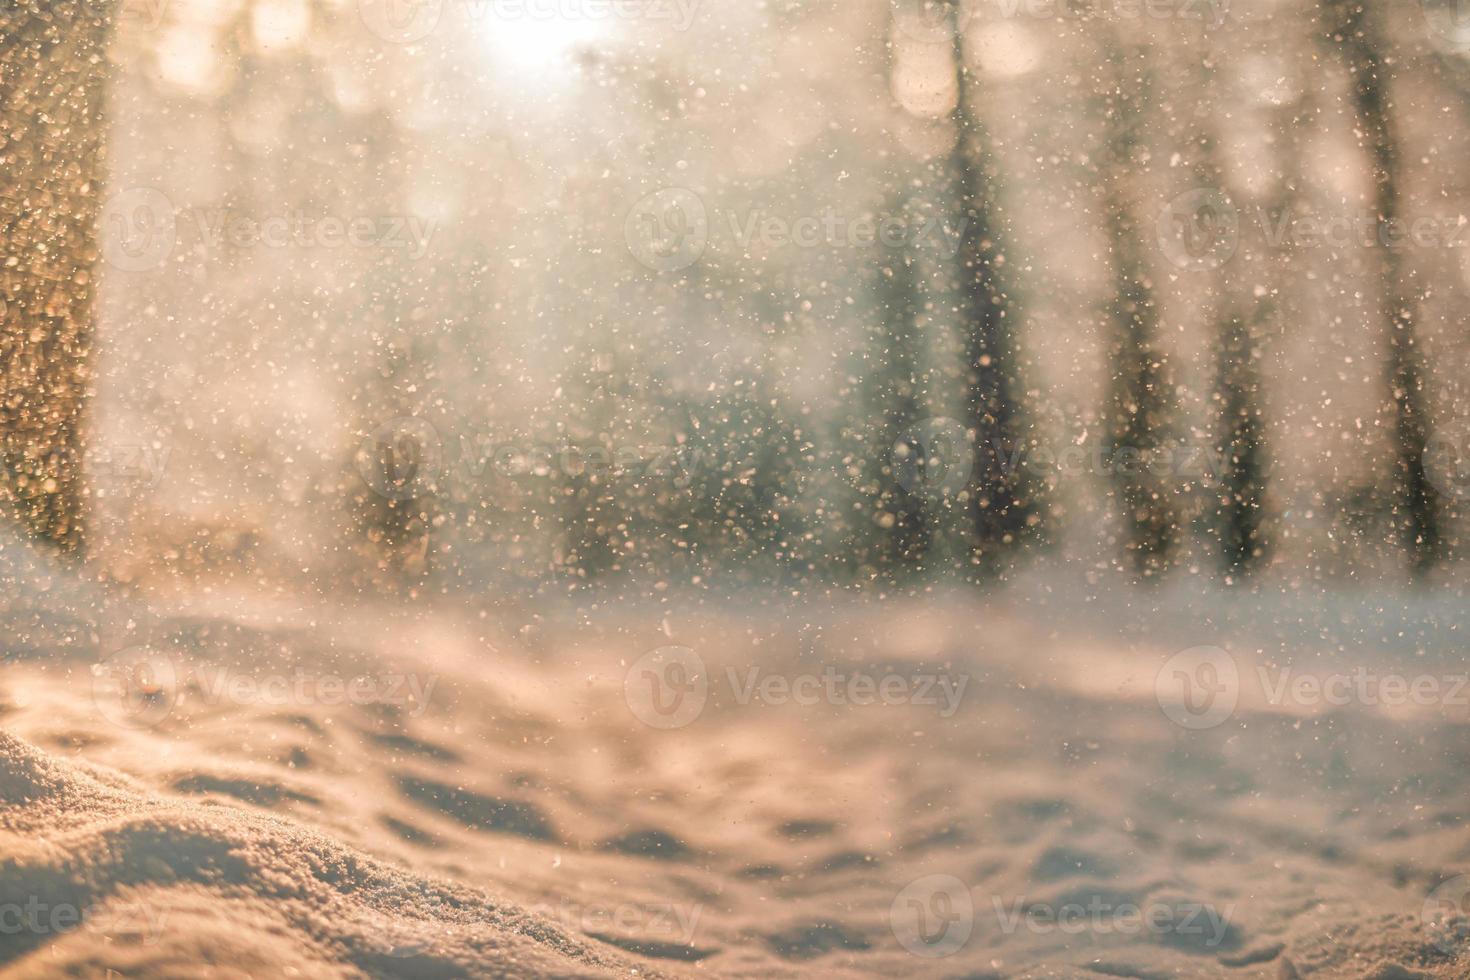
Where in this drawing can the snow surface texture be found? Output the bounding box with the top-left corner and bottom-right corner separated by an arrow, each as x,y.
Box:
2,539 -> 1468,977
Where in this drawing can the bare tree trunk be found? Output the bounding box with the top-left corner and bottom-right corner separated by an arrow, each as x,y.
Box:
1212,293 -> 1270,575
1200,116 -> 1288,578
0,1 -> 110,550
1321,0 -> 1441,576
950,7 -> 1039,578
1099,38 -> 1177,580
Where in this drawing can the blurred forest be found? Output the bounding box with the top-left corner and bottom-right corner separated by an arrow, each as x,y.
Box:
6,0 -> 1470,598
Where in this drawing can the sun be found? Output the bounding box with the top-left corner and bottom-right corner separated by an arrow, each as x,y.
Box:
476,3 -> 613,79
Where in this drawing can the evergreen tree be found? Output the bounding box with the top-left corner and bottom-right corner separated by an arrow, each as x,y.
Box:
845,244 -> 931,579
948,4 -> 1040,578
1099,39 -> 1177,579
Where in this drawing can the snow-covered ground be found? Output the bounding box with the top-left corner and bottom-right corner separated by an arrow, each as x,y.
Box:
3,534 -> 1468,978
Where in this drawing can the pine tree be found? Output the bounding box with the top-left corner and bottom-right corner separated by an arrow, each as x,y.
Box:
848,246 -> 931,579
1099,39 -> 1177,579
949,5 -> 1040,578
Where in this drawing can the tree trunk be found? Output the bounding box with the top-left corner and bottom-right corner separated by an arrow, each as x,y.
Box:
950,7 -> 1039,578
864,247 -> 931,575
1099,39 -> 1177,580
0,0 -> 110,550
1321,0 -> 1441,576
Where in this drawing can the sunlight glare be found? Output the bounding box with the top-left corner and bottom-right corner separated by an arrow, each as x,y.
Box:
476,4 -> 612,80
